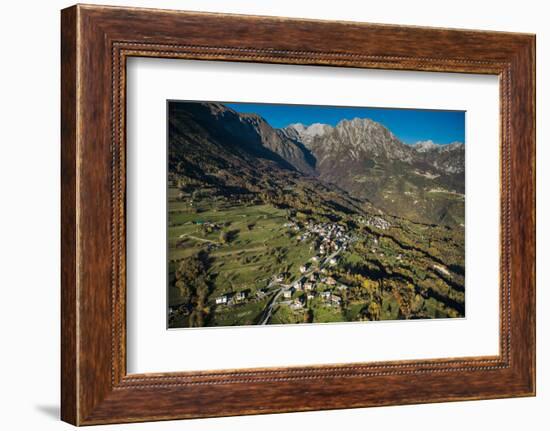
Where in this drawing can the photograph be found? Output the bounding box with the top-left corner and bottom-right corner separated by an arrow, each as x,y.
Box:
167,101 -> 466,328
0,0 -> 540,428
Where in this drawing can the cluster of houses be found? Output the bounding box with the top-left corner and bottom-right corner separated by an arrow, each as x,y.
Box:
283,221 -> 301,232
308,221 -> 350,255
285,220 -> 352,256
212,219 -> 356,313
269,219 -> 355,310
357,215 -> 391,230
214,290 -> 248,306
281,288 -> 343,309
274,272 -> 289,283
280,273 -> 347,309
192,220 -> 223,234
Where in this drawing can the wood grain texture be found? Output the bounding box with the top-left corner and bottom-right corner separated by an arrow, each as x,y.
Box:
60,4 -> 536,425
60,5 -> 78,425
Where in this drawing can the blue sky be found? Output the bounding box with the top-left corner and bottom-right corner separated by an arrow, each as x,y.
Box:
225,102 -> 465,145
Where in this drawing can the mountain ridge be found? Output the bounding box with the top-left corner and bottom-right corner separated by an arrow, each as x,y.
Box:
170,102 -> 464,226
279,114 -> 464,226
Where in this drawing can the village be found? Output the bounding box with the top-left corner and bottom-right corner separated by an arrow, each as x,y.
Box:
211,218 -> 358,324
167,191 -> 466,327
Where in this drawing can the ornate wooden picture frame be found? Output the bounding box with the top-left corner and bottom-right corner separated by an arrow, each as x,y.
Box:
61,4 -> 535,425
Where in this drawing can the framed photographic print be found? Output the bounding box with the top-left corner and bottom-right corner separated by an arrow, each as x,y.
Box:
61,4 -> 536,425
164,100 -> 467,329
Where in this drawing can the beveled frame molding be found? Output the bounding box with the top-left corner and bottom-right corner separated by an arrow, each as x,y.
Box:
61,4 -> 535,425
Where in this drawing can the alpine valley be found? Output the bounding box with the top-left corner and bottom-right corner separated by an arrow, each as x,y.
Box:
168,101 -> 465,328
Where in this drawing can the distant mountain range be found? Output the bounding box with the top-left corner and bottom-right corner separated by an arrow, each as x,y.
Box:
281,121 -> 464,175
169,102 -> 465,226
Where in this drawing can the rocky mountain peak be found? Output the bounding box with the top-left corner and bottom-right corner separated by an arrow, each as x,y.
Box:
284,122 -> 333,147
413,140 -> 439,152
413,140 -> 464,153
440,141 -> 465,152
413,140 -> 465,174
318,117 -> 414,162
287,123 -> 306,134
169,102 -> 316,175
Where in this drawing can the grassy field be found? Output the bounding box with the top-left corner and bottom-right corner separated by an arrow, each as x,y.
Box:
208,297 -> 271,326
270,304 -> 305,325
168,187 -> 316,325
168,183 -> 465,328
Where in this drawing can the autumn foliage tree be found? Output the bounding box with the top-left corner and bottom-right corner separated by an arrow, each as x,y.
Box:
174,250 -> 211,327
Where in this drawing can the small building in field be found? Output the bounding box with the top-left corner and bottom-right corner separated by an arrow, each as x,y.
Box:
215,295 -> 228,305
282,289 -> 293,299
235,291 -> 247,301
320,291 -> 331,301
290,299 -> 304,310
326,276 -> 337,286
303,282 -> 314,291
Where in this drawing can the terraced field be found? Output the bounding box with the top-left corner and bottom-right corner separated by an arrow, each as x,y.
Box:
168,188 -> 318,326
168,184 -> 465,328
